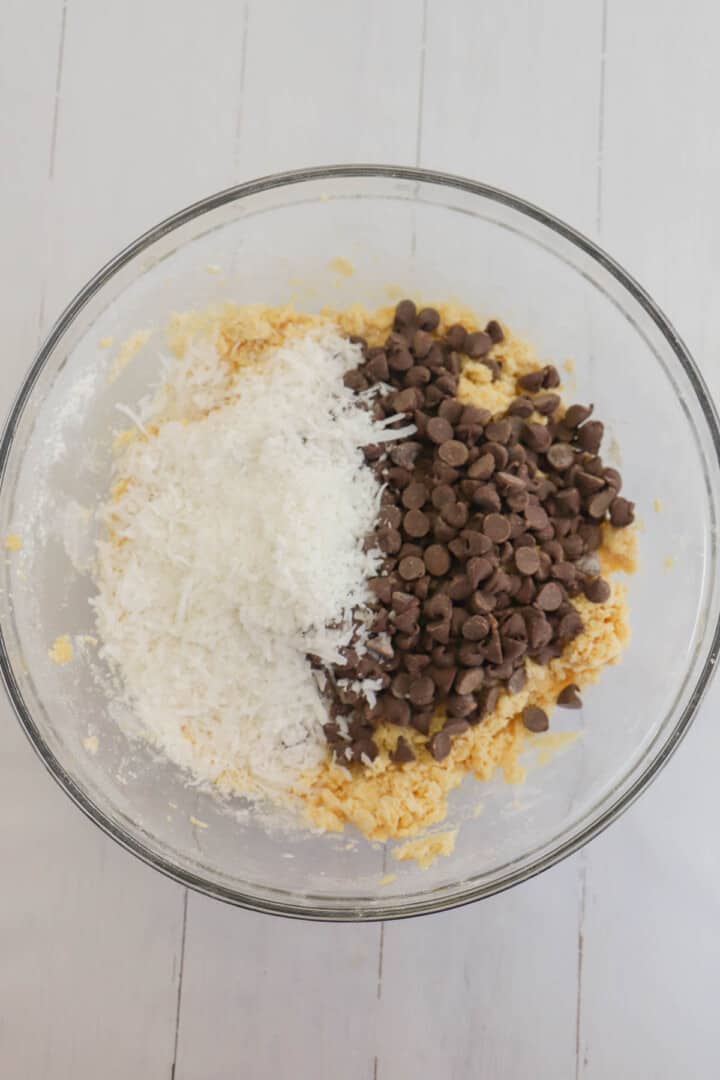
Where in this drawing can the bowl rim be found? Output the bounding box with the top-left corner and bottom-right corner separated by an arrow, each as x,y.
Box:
2,163 -> 720,921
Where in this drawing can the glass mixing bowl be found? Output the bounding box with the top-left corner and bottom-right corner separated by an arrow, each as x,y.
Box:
2,166 -> 719,921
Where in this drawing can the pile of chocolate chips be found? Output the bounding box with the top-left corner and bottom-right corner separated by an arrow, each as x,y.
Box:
320,300 -> 635,767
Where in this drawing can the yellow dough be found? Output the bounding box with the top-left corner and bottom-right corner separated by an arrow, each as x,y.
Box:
123,300 -> 635,847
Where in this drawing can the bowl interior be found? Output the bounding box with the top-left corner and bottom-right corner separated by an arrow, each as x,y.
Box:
2,170 -> 719,918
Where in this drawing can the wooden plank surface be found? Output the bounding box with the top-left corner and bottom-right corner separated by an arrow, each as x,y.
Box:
1,0 -> 719,1077
577,3 -> 720,1075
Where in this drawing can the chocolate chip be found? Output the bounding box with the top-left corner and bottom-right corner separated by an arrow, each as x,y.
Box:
394,299 -> 417,329
535,582 -> 565,611
534,393 -> 561,416
557,610 -> 584,641
522,705 -> 549,732
484,442 -> 509,469
521,421 -> 552,453
576,420 -> 604,454
507,667 -> 527,694
462,615 -> 490,641
408,675 -> 435,707
546,443 -> 575,470
466,555 -> 494,588
486,419 -> 513,445
417,307 -> 440,331
398,556 -> 426,581
390,441 -> 422,469
438,399 -> 464,424
398,543 -> 423,561
564,403 -> 593,428
445,324 -> 467,350
322,310 -> 633,763
483,513 -> 511,543
390,735 -> 416,763
412,330 -> 434,358
378,527 -> 402,554
486,319 -> 503,343
427,416 -> 454,444
392,387 -> 419,413
477,686 -> 501,718
517,369 -> 545,393
552,562 -> 579,588
402,482 -> 428,510
412,712 -> 433,735
420,547 -> 449,582
470,488 -> 498,521
454,668 -> 485,695
389,349 -> 415,374
462,530 -> 493,556
429,665 -> 457,695
403,509 -> 430,538
603,467 -> 622,492
583,576 -> 611,603
429,730 -> 452,761
514,545 -> 540,575
424,596 -> 451,624
525,503 -> 550,531
557,684 -> 582,708
496,471 -> 526,496
460,404 -> 492,428
610,496 -> 635,527
438,440 -> 469,467
562,534 -> 584,559
524,609 -> 552,648
447,693 -> 477,718
391,672 -> 413,699
554,488 -> 581,516
430,485 -> 454,511
465,331 -> 492,358
353,738 -> 378,763
448,575 -> 474,601
575,470 -> 605,496
586,487 -> 614,520
442,502 -> 469,530
507,396 -> 535,419
515,578 -> 536,605
344,369 -> 369,391
443,717 -> 471,738
434,519 -> 458,544
379,696 -> 410,726
405,365 -> 431,387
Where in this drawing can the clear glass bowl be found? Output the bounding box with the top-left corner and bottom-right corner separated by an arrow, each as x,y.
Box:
2,166 -> 719,921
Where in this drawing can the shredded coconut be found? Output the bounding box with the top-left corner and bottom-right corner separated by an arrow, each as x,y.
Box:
93,328 -> 406,800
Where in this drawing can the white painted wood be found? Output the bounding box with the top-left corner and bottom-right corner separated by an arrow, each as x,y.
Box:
2,0 -> 720,1077
169,7 -> 426,1077
377,858 -> 582,1080
378,5 -> 607,1077
234,0 -> 424,177
41,0 -> 251,323
174,894 -> 381,1080
578,3 -> 720,1075
419,0 -> 605,232
0,2 -> 247,1077
578,686 -> 720,1080
0,718 -> 185,1079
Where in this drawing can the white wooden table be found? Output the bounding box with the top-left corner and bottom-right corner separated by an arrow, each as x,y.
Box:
2,2 -> 719,1076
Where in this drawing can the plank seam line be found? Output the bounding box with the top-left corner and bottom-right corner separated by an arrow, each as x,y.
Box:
170,889 -> 189,1080
595,0 -> 609,235
233,2 -> 251,170
48,0 -> 69,180
575,856 -> 588,1080
414,0 -> 429,166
